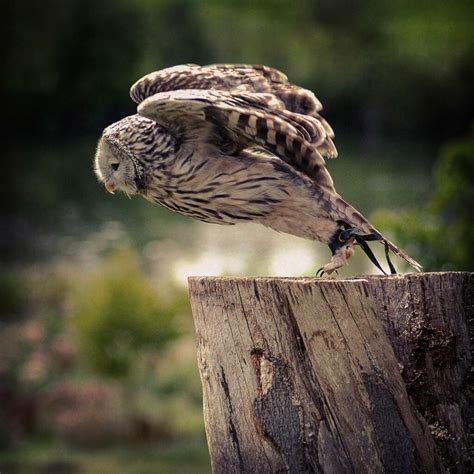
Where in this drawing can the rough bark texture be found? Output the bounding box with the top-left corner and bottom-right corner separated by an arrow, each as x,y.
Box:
363,273 -> 473,471
188,272 -> 473,473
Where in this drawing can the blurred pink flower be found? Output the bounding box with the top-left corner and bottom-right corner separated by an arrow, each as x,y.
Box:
21,320 -> 44,344
21,349 -> 49,382
43,380 -> 123,446
51,336 -> 76,367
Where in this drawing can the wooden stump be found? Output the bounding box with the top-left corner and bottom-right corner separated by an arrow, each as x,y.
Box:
188,272 -> 473,473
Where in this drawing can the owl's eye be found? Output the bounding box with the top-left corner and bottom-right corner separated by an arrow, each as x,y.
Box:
111,162 -> 120,171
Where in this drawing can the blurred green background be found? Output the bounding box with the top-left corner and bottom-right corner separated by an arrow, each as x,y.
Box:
1,1 -> 473,473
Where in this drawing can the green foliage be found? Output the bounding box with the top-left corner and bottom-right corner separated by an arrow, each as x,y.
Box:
2,0 -> 473,140
0,439 -> 211,474
433,134 -> 474,218
431,131 -> 474,269
373,130 -> 474,271
0,271 -> 28,322
71,249 -> 178,379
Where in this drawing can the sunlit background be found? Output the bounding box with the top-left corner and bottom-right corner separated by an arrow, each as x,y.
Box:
1,1 -> 473,472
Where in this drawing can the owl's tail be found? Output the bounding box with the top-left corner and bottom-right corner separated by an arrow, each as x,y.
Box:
382,239 -> 422,272
333,196 -> 422,274
353,232 -> 422,275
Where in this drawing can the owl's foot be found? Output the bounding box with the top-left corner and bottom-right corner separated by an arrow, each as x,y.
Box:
319,223 -> 398,276
316,241 -> 355,277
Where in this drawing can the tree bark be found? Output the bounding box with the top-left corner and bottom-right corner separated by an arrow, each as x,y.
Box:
188,272 -> 473,473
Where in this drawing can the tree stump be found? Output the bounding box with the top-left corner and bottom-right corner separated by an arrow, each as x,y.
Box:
188,272 -> 473,473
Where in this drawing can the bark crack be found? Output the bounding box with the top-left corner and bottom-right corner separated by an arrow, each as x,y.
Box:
220,366 -> 245,472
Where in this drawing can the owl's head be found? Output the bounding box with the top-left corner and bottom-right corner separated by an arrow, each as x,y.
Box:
94,114 -> 173,196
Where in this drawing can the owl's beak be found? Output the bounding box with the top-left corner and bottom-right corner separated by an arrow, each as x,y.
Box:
105,183 -> 115,194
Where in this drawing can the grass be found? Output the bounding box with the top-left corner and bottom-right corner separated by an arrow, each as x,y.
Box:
0,439 -> 211,474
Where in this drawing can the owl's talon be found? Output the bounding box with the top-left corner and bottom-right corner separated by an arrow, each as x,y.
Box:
318,242 -> 355,277
316,265 -> 339,278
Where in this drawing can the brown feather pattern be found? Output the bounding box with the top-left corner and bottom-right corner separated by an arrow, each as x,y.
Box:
94,64 -> 421,274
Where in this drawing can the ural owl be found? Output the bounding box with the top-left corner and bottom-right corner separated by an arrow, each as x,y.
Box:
95,64 -> 421,275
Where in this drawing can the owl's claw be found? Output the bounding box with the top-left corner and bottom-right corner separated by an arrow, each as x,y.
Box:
317,241 -> 355,278
316,267 -> 339,278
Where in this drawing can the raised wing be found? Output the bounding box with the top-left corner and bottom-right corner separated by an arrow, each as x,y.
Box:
137,89 -> 336,193
131,64 -> 337,158
130,64 -> 287,103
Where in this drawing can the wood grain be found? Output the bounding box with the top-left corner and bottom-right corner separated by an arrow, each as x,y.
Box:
188,272 -> 472,473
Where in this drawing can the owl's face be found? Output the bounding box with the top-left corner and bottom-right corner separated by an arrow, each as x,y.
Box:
94,136 -> 142,195
94,115 -> 157,196
94,114 -> 176,196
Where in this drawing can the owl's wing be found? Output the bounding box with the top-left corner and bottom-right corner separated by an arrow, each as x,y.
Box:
211,64 -> 337,157
137,89 -> 336,193
131,64 -> 337,158
130,64 -> 286,103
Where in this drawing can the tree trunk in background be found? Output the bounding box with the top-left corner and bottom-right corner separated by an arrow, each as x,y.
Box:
188,273 -> 473,473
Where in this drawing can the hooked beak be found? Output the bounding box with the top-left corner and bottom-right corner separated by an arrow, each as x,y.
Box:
105,183 -> 115,194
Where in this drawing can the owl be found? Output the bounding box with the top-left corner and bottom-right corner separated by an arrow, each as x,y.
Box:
94,64 -> 421,275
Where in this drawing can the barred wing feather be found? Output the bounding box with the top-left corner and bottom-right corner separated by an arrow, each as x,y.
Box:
131,64 -> 337,158
137,89 -> 336,193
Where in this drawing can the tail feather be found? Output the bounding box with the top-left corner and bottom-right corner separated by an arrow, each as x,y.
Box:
382,239 -> 422,272
332,195 -> 422,273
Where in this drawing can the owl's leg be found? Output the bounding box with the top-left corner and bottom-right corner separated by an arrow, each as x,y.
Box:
316,227 -> 356,277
